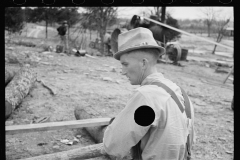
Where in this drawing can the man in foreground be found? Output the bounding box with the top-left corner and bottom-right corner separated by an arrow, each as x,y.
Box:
102,27 -> 195,160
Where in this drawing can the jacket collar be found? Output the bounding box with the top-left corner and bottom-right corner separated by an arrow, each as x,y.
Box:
141,72 -> 165,86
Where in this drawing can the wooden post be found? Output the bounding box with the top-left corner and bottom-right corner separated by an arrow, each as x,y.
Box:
223,66 -> 234,84
5,66 -> 37,120
161,7 -> 166,23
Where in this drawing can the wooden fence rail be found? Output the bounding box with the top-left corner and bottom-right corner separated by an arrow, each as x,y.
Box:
6,118 -> 111,135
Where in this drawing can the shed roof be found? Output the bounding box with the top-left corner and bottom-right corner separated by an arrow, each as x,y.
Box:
226,27 -> 234,30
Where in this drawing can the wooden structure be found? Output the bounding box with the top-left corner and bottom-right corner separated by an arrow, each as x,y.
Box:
6,118 -> 111,160
225,27 -> 234,37
6,118 -> 110,135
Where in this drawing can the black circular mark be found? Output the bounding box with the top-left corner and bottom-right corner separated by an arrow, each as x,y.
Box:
160,0 -> 174,4
101,0 -> 114,5
190,0 -> 203,4
42,0 -> 55,5
219,0 -> 232,4
13,0 -> 26,5
131,0 -> 144,4
134,105 -> 155,127
72,0 -> 85,5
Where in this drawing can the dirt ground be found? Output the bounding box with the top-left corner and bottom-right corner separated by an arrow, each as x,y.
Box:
5,24 -> 234,160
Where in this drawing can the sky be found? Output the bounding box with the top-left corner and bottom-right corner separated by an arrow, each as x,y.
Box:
117,7 -> 234,21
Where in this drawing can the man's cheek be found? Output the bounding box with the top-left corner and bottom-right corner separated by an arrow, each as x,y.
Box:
128,68 -> 136,77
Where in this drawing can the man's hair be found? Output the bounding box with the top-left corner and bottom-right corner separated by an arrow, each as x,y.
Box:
139,48 -> 161,60
128,48 -> 161,64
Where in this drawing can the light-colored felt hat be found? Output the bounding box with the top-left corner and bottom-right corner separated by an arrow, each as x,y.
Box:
113,27 -> 165,60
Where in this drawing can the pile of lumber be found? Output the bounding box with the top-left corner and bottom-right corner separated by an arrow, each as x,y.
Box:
5,66 -> 37,120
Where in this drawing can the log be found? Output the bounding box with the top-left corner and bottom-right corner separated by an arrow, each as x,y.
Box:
74,107 -> 108,143
5,68 -> 16,85
215,67 -> 230,74
20,143 -> 106,160
74,107 -> 132,160
5,66 -> 37,120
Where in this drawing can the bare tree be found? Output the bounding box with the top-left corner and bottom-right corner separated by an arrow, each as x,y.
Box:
212,18 -> 230,54
146,7 -> 167,23
82,7 -> 118,55
200,7 -> 220,37
154,7 -> 161,20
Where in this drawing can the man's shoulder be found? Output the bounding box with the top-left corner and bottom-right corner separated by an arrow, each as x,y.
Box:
136,84 -> 171,100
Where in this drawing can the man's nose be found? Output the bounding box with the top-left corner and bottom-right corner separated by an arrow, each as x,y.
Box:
121,71 -> 127,75
121,68 -> 127,75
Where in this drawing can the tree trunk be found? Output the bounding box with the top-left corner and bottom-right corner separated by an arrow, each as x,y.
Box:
68,25 -> 70,42
5,66 -> 37,120
161,7 -> 166,23
212,32 -> 222,54
45,20 -> 48,39
207,25 -> 211,37
212,45 -> 217,55
90,30 -> 92,40
100,31 -> 105,56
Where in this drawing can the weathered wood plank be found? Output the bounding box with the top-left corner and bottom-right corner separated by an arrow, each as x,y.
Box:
6,118 -> 111,135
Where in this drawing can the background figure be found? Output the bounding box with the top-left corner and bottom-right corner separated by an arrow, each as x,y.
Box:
57,21 -> 69,54
104,31 -> 111,56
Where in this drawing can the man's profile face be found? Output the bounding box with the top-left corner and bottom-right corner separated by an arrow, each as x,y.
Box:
120,52 -> 142,85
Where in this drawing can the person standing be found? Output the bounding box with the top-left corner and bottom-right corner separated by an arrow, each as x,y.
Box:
104,31 -> 112,56
57,21 -> 69,54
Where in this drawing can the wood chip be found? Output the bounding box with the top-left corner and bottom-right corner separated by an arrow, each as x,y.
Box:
102,77 -> 114,82
60,139 -> 73,145
53,145 -> 60,149
225,151 -> 233,154
76,135 -> 82,138
37,80 -> 56,95
34,116 -> 50,123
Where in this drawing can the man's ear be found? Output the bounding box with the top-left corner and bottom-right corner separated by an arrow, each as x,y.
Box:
142,58 -> 149,69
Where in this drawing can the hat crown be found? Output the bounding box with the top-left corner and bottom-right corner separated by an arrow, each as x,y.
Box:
118,28 -> 155,50
113,27 -> 165,60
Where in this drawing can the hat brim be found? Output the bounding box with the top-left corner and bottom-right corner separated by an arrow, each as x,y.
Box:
113,45 -> 166,60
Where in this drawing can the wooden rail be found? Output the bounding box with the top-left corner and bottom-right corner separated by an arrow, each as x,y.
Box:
6,118 -> 111,135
